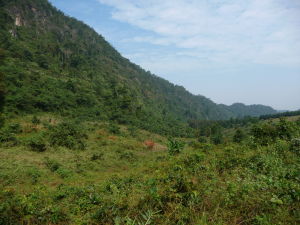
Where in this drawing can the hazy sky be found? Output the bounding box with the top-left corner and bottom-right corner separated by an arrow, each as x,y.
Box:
50,0 -> 300,110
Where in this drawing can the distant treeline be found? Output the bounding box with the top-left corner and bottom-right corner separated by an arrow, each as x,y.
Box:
260,110 -> 300,120
190,110 -> 300,133
189,116 -> 259,130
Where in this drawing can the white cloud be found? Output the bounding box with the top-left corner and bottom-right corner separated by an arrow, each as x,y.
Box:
98,0 -> 300,66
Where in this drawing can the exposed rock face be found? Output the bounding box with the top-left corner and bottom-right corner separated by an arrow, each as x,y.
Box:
15,15 -> 22,26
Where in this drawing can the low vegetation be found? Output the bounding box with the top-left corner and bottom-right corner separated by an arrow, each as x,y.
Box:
0,114 -> 299,224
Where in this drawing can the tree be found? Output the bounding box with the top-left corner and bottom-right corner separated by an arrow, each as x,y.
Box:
0,49 -> 5,127
233,128 -> 245,143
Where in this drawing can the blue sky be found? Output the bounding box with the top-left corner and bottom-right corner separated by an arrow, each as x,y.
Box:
49,0 -> 300,110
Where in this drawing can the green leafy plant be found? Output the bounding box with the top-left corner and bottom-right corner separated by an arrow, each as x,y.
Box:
168,138 -> 184,155
26,133 -> 47,152
290,138 -> 300,155
90,152 -> 104,161
48,121 -> 87,150
233,128 -> 246,143
108,122 -> 120,135
44,158 -> 61,172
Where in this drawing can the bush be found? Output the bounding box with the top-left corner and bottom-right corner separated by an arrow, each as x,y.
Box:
168,139 -> 184,155
26,167 -> 42,184
233,128 -> 246,143
108,122 -> 120,135
211,133 -> 224,144
0,114 -> 4,128
290,138 -> 300,155
7,123 -> 22,133
198,136 -> 207,143
48,121 -> 87,150
251,122 -> 277,145
0,124 -> 21,146
119,151 -> 136,161
251,119 -> 298,146
127,126 -> 138,137
56,168 -> 72,179
31,115 -> 41,125
26,133 -> 47,152
90,152 -> 104,161
0,128 -> 18,144
45,158 -> 61,172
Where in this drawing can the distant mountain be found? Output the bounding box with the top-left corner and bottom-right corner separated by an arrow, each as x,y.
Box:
277,110 -> 289,113
220,103 -> 277,118
0,0 -> 276,135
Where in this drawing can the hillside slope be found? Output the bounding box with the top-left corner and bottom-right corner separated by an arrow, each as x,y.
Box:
0,0 -> 276,135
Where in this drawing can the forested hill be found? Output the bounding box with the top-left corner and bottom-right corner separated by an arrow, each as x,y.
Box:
220,103 -> 277,118
0,0 -> 276,135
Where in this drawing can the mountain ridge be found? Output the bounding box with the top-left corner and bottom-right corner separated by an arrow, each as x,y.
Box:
0,0 -> 277,135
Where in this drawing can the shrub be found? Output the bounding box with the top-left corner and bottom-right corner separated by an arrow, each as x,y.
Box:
91,152 -> 104,161
56,168 -> 72,179
198,136 -> 207,143
211,133 -> 224,145
119,151 -> 136,161
26,133 -> 47,152
233,128 -> 246,143
276,118 -> 297,140
31,115 -> 40,125
48,121 -> 87,150
251,122 -> 277,145
108,122 -> 120,135
0,128 -> 18,145
127,126 -> 138,137
45,158 -> 61,172
0,114 -> 4,129
290,138 -> 300,155
26,167 -> 42,184
168,139 -> 184,155
7,123 -> 22,134
251,119 -> 298,146
0,123 -> 21,146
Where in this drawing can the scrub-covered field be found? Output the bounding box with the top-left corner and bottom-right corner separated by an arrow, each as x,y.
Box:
0,115 -> 299,224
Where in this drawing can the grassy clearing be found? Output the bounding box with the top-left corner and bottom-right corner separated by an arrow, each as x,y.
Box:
0,115 -> 299,224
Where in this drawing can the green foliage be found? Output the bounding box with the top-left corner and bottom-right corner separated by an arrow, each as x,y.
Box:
197,136 -> 207,143
44,157 -> 61,172
260,110 -> 300,120
0,0 -> 276,137
26,133 -> 47,152
127,126 -> 138,137
0,116 -> 299,224
31,115 -> 40,125
290,138 -> 300,155
48,121 -> 87,150
90,152 -> 104,161
56,168 -> 73,179
168,138 -> 184,155
119,151 -> 137,161
0,0 -> 299,223
108,122 -> 120,135
26,167 -> 42,184
0,48 -> 5,128
211,132 -> 224,145
251,119 -> 298,145
0,123 -> 21,145
233,128 -> 246,143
